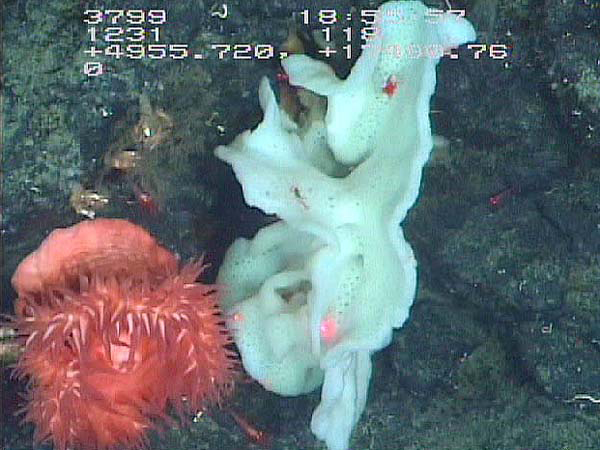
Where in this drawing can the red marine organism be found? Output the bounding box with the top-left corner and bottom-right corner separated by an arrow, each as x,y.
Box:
489,185 -> 521,209
227,407 -> 273,448
10,218 -> 237,450
383,74 -> 400,97
131,181 -> 160,216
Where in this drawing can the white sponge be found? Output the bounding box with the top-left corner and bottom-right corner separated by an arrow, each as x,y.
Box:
216,2 -> 476,449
